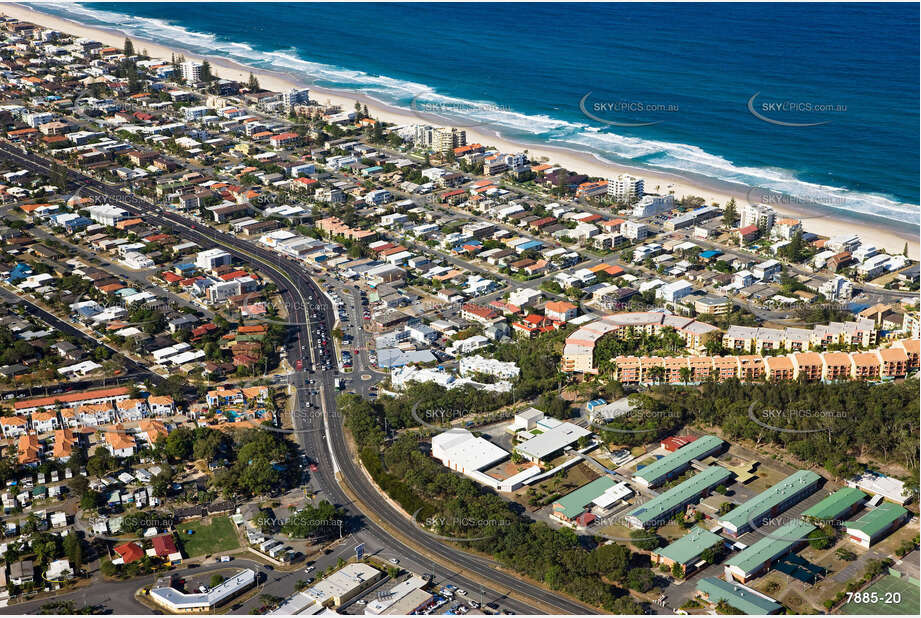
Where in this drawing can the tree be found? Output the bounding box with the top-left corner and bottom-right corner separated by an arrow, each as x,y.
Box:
86,447 -> 114,477
68,474 -> 89,496
210,574 -> 225,587
630,529 -> 663,551
201,60 -> 213,82
836,547 -> 857,561
247,72 -> 260,91
722,198 -> 737,227
282,501 -> 345,539
626,567 -> 654,592
123,38 -> 134,57
63,534 -> 82,573
671,562 -> 683,579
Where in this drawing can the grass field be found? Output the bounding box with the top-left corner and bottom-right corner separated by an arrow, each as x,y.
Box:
176,516 -> 240,558
840,575 -> 920,615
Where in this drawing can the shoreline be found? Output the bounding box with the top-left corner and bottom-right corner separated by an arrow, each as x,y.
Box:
4,2 -> 918,258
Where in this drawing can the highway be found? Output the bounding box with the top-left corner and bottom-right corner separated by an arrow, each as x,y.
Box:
0,140 -> 597,614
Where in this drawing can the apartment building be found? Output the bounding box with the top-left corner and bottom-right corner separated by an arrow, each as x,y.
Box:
607,174 -> 644,202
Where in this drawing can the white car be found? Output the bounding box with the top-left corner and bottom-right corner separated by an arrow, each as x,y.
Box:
457,589 -> 467,596
388,558 -> 399,564
304,566 -> 314,573
356,600 -> 367,606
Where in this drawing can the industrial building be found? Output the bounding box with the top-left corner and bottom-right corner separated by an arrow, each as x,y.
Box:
270,563 -> 383,614
149,568 -> 256,612
625,465 -> 733,529
844,502 -> 910,548
653,526 -> 725,576
363,575 -> 432,615
717,470 -> 822,537
724,520 -> 816,582
632,435 -> 725,488
801,487 -> 868,522
695,577 -> 783,615
551,477 -> 633,525
514,420 -> 591,464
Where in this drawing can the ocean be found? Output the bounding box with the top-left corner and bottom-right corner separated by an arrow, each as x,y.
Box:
28,1 -> 920,230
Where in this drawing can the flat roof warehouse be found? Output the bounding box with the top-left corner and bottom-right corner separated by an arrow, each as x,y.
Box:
150,568 -> 256,611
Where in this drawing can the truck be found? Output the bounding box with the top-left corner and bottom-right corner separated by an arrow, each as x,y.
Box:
334,378 -> 342,390
295,359 -> 303,371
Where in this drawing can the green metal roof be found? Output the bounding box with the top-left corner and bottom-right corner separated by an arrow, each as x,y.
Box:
655,526 -> 724,566
802,487 -> 867,521
633,435 -> 724,485
719,470 -> 821,530
696,577 -> 783,615
726,520 -> 816,576
553,476 -> 616,519
844,502 -> 908,539
627,466 -> 733,527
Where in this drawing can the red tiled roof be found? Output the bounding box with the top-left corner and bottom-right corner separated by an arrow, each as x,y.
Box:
114,542 -> 144,563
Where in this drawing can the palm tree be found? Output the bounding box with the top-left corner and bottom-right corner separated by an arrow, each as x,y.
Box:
678,366 -> 692,384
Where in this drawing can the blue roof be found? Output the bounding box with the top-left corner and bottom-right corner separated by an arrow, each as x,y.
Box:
516,240 -> 544,251
8,263 -> 33,282
700,250 -> 723,258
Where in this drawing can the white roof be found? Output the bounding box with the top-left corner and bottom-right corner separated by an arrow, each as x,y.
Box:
432,429 -> 509,472
151,568 -> 256,610
516,422 -> 591,460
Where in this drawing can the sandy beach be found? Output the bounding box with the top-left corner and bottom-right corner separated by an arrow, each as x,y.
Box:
3,2 -> 917,258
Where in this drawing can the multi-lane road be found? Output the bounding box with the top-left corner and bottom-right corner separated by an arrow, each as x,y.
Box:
0,140 -> 598,615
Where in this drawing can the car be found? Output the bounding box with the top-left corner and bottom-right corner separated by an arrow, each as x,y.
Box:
457,590 -> 467,596
389,558 -> 399,564
356,600 -> 367,606
304,566 -> 315,573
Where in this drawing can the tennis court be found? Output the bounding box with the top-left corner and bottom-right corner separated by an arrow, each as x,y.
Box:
840,574 -> 920,615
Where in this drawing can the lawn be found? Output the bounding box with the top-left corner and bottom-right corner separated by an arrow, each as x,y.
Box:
176,516 -> 240,558
840,574 -> 920,615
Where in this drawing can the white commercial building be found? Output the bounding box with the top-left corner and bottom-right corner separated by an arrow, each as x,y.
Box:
179,61 -> 203,84
281,88 -> 310,111
431,429 -> 538,491
458,355 -> 520,379
150,568 -> 256,612
819,275 -> 853,301
847,472 -> 910,505
656,279 -> 694,303
432,429 -> 508,475
195,248 -> 232,271
515,421 -> 591,463
87,204 -> 129,226
607,174 -> 644,201
270,563 -> 383,614
632,194 -> 674,218
740,203 -> 776,232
